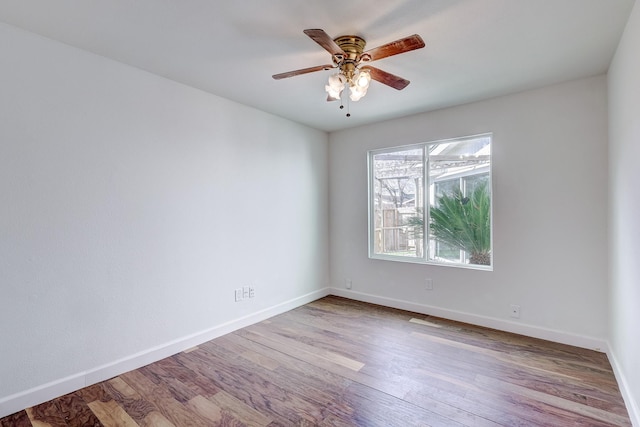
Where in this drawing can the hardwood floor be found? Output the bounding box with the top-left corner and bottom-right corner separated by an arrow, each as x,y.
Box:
0,296 -> 632,426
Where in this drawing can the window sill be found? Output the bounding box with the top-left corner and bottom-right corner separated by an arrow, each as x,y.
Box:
368,253 -> 493,271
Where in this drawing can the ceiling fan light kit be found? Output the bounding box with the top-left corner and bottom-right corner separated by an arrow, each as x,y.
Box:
325,68 -> 371,102
273,29 -> 425,116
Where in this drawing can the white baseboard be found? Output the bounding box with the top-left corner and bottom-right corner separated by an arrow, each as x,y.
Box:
0,287 -> 331,419
329,288 -> 608,351
606,344 -> 640,427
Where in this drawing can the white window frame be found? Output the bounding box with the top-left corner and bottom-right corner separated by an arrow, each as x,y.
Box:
367,133 -> 493,271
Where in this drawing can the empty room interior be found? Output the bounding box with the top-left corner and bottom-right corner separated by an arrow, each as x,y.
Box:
1,1 -> 639,426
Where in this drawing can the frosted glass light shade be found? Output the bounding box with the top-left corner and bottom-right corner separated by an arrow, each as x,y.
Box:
355,69 -> 371,89
325,73 -> 346,101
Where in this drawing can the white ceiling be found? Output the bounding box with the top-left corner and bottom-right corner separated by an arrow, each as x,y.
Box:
0,0 -> 635,132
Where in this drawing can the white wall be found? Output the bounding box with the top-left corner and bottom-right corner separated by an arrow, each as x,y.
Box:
608,0 -> 640,423
329,76 -> 609,348
0,22 -> 329,416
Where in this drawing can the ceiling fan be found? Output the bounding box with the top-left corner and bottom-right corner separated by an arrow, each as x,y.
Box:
273,29 -> 425,107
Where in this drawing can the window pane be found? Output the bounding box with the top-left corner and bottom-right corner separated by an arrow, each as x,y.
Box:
372,148 -> 424,258
368,134 -> 492,269
428,136 -> 491,266
432,179 -> 463,262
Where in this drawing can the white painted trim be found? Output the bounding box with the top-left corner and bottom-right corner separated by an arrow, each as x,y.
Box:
606,343 -> 640,427
329,288 -> 608,352
0,287 -> 331,419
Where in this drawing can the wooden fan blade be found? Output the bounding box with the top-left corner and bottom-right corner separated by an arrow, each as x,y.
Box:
272,64 -> 334,80
303,29 -> 346,57
364,34 -> 425,62
362,66 -> 410,90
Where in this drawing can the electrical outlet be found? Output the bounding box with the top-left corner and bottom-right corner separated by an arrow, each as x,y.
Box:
249,286 -> 255,298
425,278 -> 433,290
510,304 -> 521,318
345,279 -> 352,289
234,289 -> 243,302
243,286 -> 250,299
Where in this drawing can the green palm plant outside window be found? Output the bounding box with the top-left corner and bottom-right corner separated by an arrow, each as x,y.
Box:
408,181 -> 491,265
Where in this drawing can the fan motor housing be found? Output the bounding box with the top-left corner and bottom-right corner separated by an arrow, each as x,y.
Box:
333,35 -> 370,78
334,35 -> 367,57
334,36 -> 371,62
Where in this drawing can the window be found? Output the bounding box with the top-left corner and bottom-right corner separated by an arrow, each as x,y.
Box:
368,134 -> 492,269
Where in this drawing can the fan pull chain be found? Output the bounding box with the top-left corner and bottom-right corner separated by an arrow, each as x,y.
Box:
337,90 -> 350,118
346,96 -> 351,117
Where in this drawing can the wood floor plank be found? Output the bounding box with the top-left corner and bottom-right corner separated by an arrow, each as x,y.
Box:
243,322 -> 365,372
119,370 -> 212,426
1,296 -> 633,426
185,395 -> 223,424
209,390 -> 273,426
401,388 -> 503,427
221,333 -> 354,402
138,364 -> 199,403
87,400 -> 139,427
466,385 -> 622,427
101,378 -> 158,425
178,344 -> 331,424
77,384 -> 111,405
219,333 -> 357,421
408,329 -> 626,404
26,401 -> 67,427
53,393 -> 102,427
338,381 -> 463,427
139,411 -> 175,427
1,410 -> 32,427
235,327 -> 369,384
368,329 -> 625,419
474,374 -> 632,426
107,378 -> 141,400
154,355 -> 221,396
